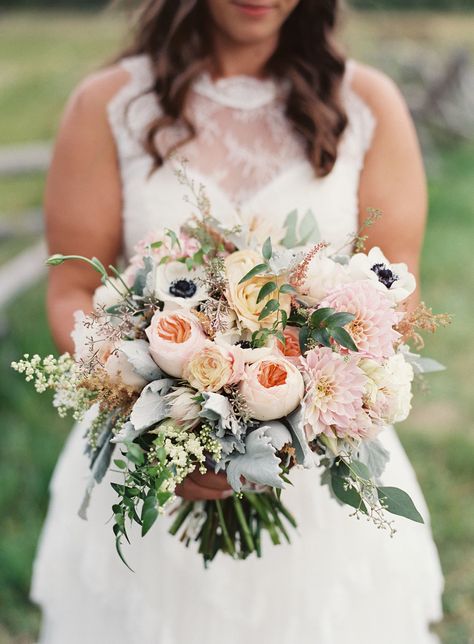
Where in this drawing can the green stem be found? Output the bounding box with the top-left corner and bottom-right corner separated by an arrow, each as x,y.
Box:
168,501 -> 193,536
233,495 -> 255,553
215,500 -> 236,557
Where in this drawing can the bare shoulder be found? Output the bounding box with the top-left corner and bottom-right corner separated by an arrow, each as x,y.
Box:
348,61 -> 411,125
63,63 -> 131,126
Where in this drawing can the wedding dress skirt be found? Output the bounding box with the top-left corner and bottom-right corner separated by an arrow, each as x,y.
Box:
32,415 -> 443,644
31,55 -> 444,643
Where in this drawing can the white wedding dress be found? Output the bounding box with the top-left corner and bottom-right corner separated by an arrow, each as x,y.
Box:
31,55 -> 444,644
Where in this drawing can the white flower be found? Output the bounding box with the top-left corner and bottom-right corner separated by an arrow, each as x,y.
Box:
165,386 -> 201,429
103,341 -> 147,390
299,254 -> 350,305
152,261 -> 208,308
359,353 -> 414,425
348,247 -> 416,304
92,278 -> 129,311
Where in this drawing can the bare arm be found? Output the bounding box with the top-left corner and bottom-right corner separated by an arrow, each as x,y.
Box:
353,63 -> 427,309
45,66 -> 129,353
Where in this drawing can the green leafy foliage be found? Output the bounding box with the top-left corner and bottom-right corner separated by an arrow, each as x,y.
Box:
377,487 -> 424,523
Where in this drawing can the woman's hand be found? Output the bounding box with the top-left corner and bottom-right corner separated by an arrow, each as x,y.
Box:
175,470 -> 233,501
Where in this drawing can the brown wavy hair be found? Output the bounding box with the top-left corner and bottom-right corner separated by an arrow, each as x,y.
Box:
119,0 -> 348,177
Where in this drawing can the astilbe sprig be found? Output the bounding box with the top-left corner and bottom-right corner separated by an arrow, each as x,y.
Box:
396,302 -> 452,349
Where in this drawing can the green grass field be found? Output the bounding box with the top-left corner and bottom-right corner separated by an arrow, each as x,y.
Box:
1,9 -> 473,644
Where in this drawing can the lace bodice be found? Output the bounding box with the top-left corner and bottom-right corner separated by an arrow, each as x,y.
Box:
107,55 -> 376,259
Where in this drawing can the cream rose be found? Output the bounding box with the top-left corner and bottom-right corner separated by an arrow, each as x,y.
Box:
225,250 -> 291,332
145,310 -> 206,378
239,355 -> 304,421
183,341 -> 244,392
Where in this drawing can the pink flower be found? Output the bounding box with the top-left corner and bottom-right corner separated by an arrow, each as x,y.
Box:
303,347 -> 371,440
239,356 -> 304,421
320,280 -> 400,359
145,310 -> 206,378
277,326 -> 302,363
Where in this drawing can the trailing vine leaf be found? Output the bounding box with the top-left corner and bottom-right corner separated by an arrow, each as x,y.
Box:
377,487 -> 424,523
329,327 -> 358,351
258,298 -> 280,321
310,307 -> 334,328
311,327 -> 331,348
262,237 -> 273,261
299,326 -> 310,354
238,263 -> 268,284
279,283 -> 296,295
256,281 -> 277,304
325,312 -> 355,329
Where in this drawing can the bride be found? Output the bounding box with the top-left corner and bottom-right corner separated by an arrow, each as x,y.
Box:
33,1 -> 443,642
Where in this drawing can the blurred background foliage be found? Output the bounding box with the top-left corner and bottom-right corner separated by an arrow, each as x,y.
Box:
0,2 -> 473,644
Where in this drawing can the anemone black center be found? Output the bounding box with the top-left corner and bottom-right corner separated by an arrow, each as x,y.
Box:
371,263 -> 399,289
236,340 -> 252,349
169,279 -> 197,298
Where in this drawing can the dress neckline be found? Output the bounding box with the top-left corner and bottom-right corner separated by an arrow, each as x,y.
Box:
192,71 -> 282,110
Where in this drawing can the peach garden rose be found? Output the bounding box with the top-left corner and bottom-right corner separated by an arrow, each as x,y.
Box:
145,310 -> 206,378
239,355 -> 305,421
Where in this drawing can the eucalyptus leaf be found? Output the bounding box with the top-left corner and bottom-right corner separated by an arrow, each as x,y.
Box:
331,475 -> 366,513
357,439 -> 390,479
281,210 -> 298,249
377,486 -> 424,523
349,459 -> 372,481
298,209 -> 320,245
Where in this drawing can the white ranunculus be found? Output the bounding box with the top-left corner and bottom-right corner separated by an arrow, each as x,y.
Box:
359,353 -> 414,425
239,356 -> 304,421
152,261 -> 208,308
104,341 -> 147,390
348,247 -> 416,304
300,254 -> 350,305
71,310 -> 113,364
93,278 -> 129,311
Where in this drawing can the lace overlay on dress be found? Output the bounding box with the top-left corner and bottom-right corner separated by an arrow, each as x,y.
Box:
107,55 -> 376,209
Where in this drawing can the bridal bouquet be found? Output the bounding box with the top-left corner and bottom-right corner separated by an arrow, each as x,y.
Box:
13,184 -> 449,566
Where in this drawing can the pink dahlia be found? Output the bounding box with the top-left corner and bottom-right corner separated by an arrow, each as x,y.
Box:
321,280 -> 400,359
303,347 -> 371,440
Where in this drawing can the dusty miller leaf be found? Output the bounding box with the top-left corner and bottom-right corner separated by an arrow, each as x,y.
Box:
130,378 -> 174,431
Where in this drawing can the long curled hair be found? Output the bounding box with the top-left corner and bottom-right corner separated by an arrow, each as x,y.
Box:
119,0 -> 348,178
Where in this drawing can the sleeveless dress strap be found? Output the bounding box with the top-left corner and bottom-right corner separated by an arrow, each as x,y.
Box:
106,55 -> 158,162
341,59 -> 377,164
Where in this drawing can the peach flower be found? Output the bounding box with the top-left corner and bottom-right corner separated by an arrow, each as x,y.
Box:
239,356 -> 304,421
145,310 -> 206,378
183,341 -> 245,392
